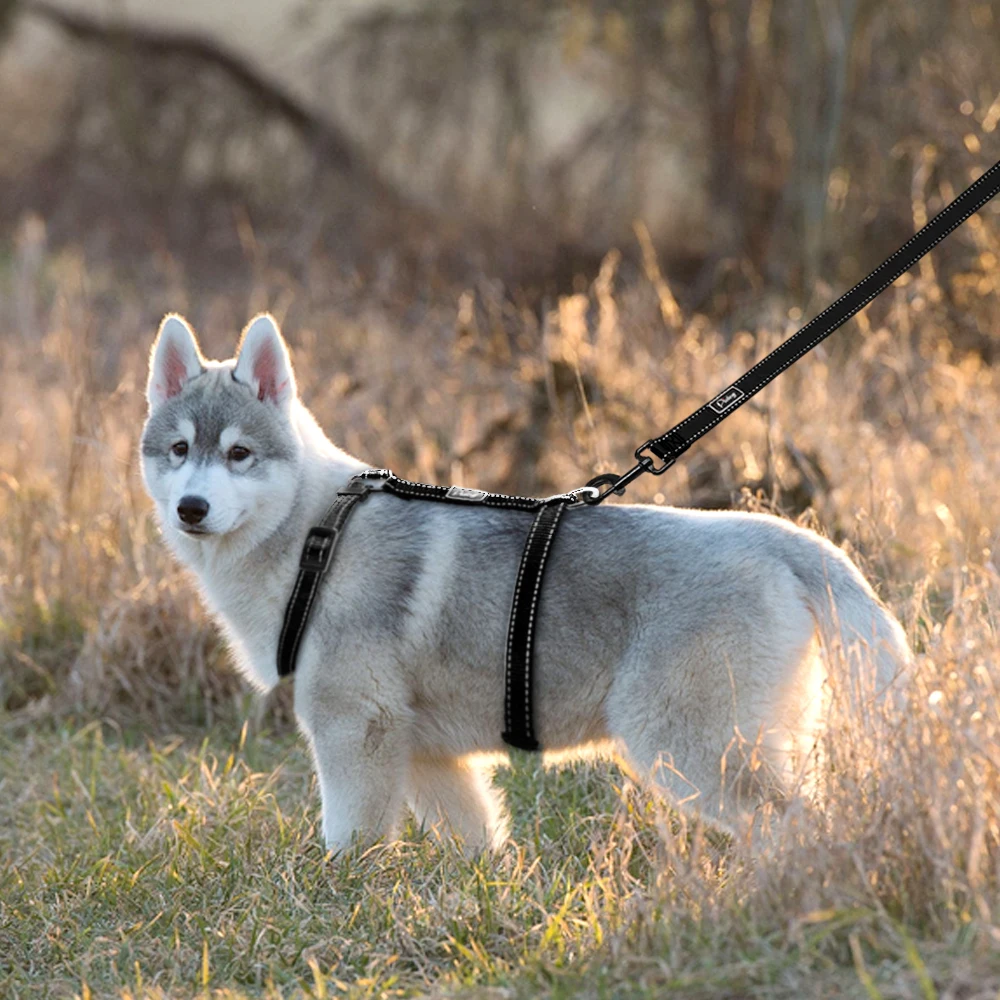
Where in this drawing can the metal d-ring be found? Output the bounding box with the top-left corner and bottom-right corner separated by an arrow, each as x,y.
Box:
584,472 -> 629,496
546,485 -> 601,509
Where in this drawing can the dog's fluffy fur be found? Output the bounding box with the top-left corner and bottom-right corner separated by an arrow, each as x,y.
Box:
141,313 -> 911,851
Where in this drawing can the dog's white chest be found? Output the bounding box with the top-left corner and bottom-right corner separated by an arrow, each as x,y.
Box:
198,561 -> 290,690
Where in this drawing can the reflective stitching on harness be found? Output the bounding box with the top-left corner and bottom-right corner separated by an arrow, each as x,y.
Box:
505,508 -> 546,734
520,505 -> 564,736
277,569 -> 308,673
288,572 -> 322,672
277,492 -> 358,676
387,473 -> 542,508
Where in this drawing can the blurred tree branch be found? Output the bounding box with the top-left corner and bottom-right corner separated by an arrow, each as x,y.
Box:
27,0 -> 409,211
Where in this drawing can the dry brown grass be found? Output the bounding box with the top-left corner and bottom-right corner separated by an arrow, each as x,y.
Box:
3,208 -> 998,724
1,186 -> 999,995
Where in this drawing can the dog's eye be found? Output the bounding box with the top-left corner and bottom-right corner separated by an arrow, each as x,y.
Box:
171,441 -> 188,458
228,445 -> 252,463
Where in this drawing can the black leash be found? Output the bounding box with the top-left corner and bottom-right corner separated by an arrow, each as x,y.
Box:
279,158 -> 1000,751
584,158 -> 1000,504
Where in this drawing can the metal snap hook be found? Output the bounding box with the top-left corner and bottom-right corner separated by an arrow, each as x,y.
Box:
562,485 -> 601,509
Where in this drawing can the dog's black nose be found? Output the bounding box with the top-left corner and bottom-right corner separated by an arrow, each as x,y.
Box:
177,495 -> 210,525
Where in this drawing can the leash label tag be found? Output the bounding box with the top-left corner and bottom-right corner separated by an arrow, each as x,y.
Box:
446,486 -> 488,502
708,386 -> 745,414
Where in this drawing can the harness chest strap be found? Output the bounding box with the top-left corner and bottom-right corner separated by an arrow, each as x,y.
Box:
276,470 -> 577,751
276,475 -> 376,679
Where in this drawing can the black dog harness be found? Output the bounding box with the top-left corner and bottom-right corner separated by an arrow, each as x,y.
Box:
277,469 -> 593,751
277,157 -> 1000,752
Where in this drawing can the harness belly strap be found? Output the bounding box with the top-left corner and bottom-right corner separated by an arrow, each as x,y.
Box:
502,501 -> 567,751
277,469 -> 576,751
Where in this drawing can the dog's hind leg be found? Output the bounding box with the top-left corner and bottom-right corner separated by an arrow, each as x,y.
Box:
406,754 -> 509,851
607,627 -> 820,842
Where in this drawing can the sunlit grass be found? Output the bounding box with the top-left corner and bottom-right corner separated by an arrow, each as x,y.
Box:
1,229 -> 999,997
0,720 -> 649,998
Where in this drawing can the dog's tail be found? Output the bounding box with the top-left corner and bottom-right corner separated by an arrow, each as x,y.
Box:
781,528 -> 911,703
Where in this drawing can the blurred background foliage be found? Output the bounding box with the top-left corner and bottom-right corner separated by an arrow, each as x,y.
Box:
1,0 -> 999,727
0,0 -> 998,307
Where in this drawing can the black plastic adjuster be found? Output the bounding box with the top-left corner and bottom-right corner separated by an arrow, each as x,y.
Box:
300,526 -> 338,572
338,479 -> 373,496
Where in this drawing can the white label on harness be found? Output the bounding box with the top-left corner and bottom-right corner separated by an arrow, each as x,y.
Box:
446,486 -> 489,502
708,386 -> 745,414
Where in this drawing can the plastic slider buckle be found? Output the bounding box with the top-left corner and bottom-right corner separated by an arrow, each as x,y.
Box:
338,479 -> 373,496
300,526 -> 338,572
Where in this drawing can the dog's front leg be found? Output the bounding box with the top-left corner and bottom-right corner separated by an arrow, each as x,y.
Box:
303,704 -> 410,853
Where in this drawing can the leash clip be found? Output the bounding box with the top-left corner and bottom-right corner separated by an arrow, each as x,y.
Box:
581,461 -> 656,505
633,440 -> 677,476
561,486 -> 600,508
582,433 -> 687,505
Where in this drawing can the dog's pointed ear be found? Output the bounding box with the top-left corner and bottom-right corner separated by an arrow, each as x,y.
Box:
147,314 -> 205,411
233,314 -> 296,407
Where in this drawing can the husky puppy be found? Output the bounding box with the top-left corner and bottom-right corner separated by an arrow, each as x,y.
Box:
141,313 -> 910,851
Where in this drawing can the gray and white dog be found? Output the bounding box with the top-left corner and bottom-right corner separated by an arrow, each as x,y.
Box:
141,313 -> 910,851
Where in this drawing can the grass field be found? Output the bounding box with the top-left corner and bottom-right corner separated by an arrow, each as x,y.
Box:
2,195 -> 1000,997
